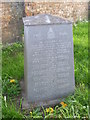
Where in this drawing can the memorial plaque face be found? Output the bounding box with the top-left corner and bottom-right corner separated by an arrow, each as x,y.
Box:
23,14 -> 75,104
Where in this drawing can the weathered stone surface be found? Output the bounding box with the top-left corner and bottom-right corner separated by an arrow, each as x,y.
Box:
23,14 -> 71,26
23,14 -> 75,106
1,2 -> 88,44
1,2 -> 24,44
25,2 -> 88,22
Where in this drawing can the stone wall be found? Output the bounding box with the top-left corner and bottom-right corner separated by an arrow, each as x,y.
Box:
25,2 -> 88,22
1,2 -> 88,44
2,2 -> 24,44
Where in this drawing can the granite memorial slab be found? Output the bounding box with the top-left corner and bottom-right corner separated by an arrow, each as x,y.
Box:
23,14 -> 75,106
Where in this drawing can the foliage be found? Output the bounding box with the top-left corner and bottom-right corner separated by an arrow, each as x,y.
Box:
2,98 -> 24,119
2,75 -> 21,97
2,42 -> 24,80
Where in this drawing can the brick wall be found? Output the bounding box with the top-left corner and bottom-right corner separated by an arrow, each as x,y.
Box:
25,2 -> 88,22
2,2 -> 24,44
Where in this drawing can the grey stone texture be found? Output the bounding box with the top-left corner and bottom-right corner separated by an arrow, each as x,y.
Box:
23,14 -> 75,105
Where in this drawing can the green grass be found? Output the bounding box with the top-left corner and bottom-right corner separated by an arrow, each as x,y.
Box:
2,22 -> 89,119
73,22 -> 88,85
2,42 -> 24,97
2,42 -> 24,80
2,98 -> 24,119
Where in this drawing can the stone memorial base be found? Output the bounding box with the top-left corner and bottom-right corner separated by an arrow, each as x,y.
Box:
20,79 -> 74,109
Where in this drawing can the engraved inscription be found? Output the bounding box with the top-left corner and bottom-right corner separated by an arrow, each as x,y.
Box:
25,24 -> 75,102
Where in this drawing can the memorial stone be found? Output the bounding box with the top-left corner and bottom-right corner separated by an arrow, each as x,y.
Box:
23,14 -> 75,106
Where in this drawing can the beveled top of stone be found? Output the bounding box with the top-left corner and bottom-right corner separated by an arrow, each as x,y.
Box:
23,14 -> 72,26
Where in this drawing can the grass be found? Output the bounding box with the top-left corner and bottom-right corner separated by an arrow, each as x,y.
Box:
2,42 -> 24,97
2,21 -> 89,119
2,42 -> 24,80
2,98 -> 24,119
73,22 -> 88,85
